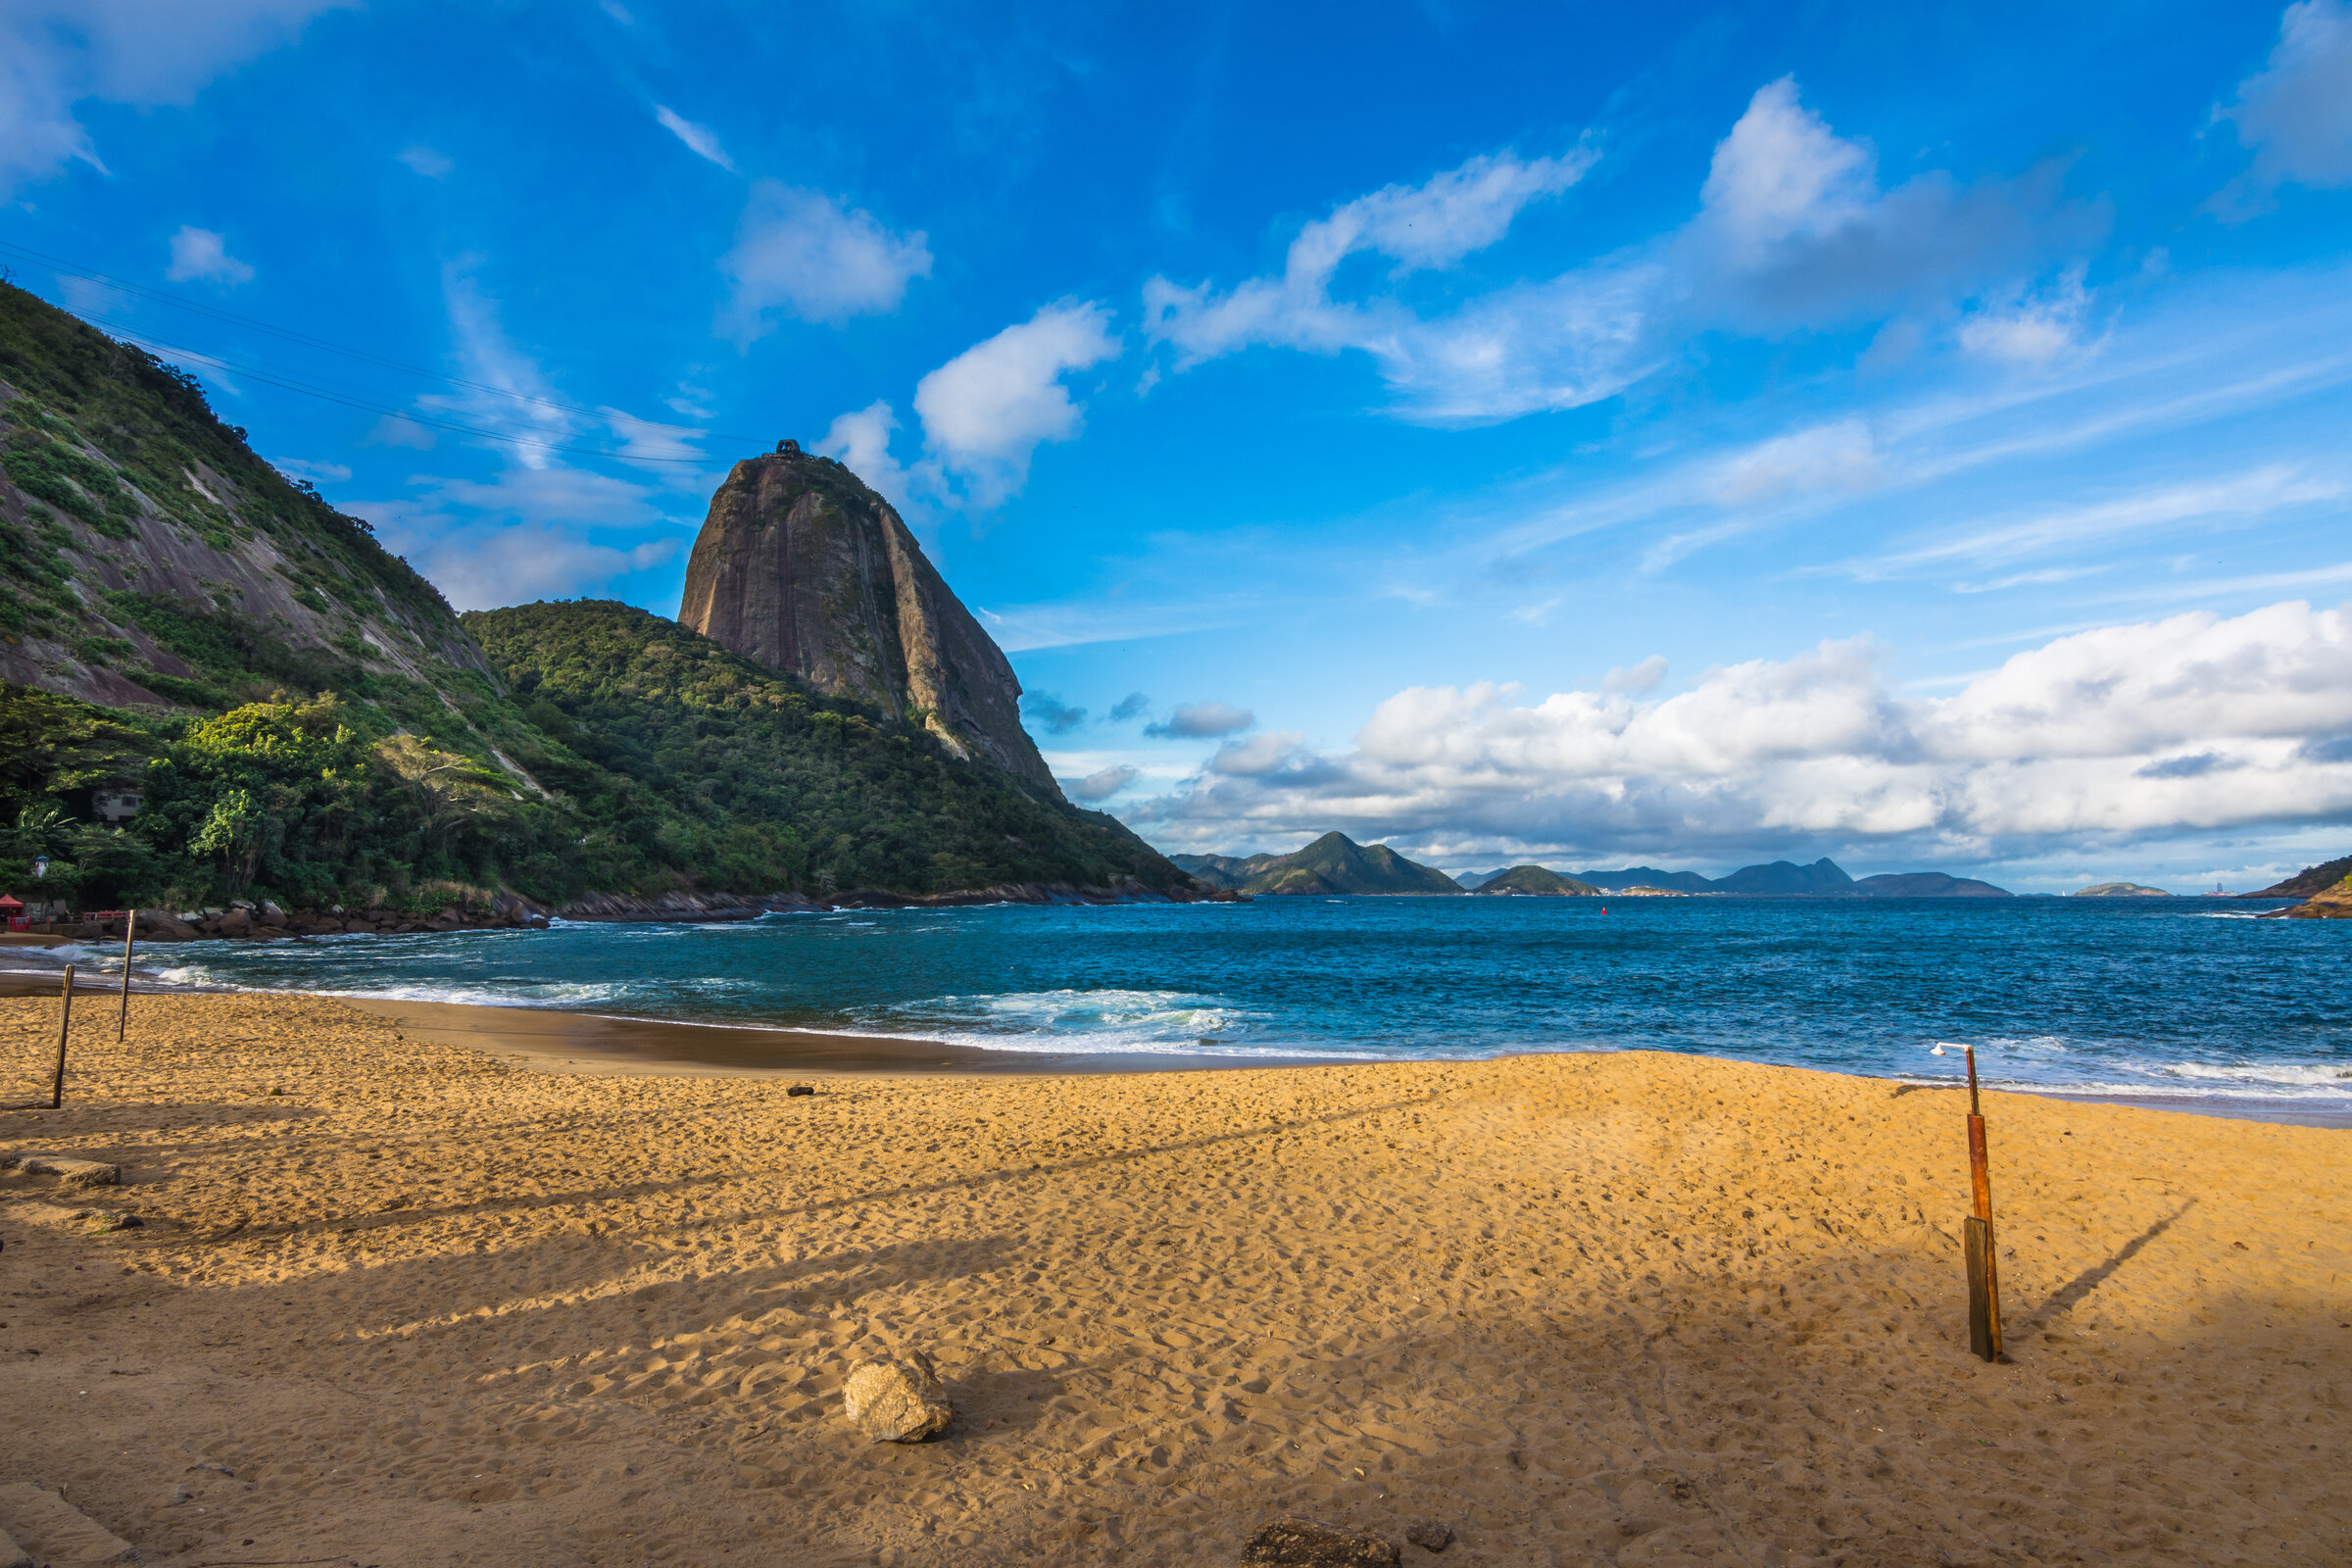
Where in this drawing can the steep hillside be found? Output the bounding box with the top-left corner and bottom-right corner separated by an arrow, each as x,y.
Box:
1171,833 -> 1460,896
2243,855 -> 2352,898
1472,864 -> 1602,896
466,601 -> 1189,899
0,280 -> 493,723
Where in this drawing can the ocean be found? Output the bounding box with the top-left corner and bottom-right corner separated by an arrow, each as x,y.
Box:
138,893 -> 2351,1113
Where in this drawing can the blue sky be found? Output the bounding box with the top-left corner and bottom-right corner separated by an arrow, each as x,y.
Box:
6,0 -> 2351,891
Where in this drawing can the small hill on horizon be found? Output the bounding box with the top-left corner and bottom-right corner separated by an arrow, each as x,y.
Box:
1168,832 -> 1461,896
1472,864 -> 1601,896
2074,882 -> 2171,897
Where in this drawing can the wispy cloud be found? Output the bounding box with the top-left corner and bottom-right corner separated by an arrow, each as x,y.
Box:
654,105 -> 734,172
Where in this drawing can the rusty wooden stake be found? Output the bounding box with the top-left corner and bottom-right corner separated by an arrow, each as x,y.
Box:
117,908 -> 137,1041
50,963 -> 75,1109
1964,1045 -> 2003,1361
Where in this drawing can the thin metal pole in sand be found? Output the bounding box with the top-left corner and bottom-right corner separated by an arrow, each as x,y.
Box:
117,908 -> 137,1041
1963,1046 -> 2003,1362
51,963 -> 75,1109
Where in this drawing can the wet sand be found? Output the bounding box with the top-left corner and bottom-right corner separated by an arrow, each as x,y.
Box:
1,989 -> 2346,1566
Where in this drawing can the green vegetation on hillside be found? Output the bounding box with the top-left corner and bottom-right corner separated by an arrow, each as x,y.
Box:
2246,855 -> 2352,899
1472,864 -> 1601,896
0,280 -> 448,646
1171,831 -> 1460,896
464,600 -> 1187,898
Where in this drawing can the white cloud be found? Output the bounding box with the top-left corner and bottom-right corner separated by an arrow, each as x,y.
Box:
1127,602 -> 2352,860
719,180 -> 931,336
397,145 -> 452,178
814,400 -> 918,513
1145,700 -> 1255,739
0,0 -> 350,193
2212,0 -> 2352,218
164,225 -> 254,286
1066,764 -> 1140,802
655,105 -> 734,172
911,301 -> 1120,507
1146,79 -> 2096,422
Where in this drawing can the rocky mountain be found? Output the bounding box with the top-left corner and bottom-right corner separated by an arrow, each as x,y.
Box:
1471,864 -> 1601,896
1170,832 -> 1462,895
678,445 -> 1059,797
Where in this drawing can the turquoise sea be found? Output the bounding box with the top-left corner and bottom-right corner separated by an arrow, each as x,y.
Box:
135,894 -> 2352,1112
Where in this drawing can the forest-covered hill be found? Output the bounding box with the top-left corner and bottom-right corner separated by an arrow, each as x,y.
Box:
0,283 -> 1191,913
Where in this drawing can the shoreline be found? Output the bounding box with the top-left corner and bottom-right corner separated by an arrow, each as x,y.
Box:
9,948 -> 2344,1123
315,993 -> 2352,1127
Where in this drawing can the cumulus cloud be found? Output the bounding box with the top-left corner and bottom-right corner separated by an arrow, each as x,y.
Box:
813,399 -> 920,513
2212,0 -> 2352,219
1022,692 -> 1088,734
1128,601 -> 2352,860
911,301 -> 1120,508
165,225 -> 255,286
1145,700 -> 1255,739
654,105 -> 734,171
397,144 -> 452,178
1108,691 -> 1152,722
1,0 -> 349,192
719,181 -> 931,337
1066,764 -> 1140,803
1145,78 -> 2097,422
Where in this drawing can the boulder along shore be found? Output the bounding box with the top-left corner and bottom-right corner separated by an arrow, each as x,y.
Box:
0,991 -> 2344,1566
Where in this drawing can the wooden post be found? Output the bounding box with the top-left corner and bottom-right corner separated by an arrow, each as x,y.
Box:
1964,1046 -> 2002,1361
117,908 -> 137,1041
50,963 -> 74,1110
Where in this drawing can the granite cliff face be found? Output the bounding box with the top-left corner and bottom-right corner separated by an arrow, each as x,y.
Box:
678,448 -> 1060,798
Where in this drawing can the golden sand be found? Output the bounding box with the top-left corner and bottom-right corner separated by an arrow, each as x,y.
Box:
2,992 -> 2347,1566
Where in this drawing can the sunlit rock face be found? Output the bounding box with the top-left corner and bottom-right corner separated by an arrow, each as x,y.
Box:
678,446 -> 1060,798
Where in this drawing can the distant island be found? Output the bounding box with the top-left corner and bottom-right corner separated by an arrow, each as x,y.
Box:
1170,832 -> 1461,896
2073,883 -> 2171,897
1471,865 -> 1602,897
1178,840 -> 2015,898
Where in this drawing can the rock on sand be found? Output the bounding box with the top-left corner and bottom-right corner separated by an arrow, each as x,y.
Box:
841,1350 -> 953,1443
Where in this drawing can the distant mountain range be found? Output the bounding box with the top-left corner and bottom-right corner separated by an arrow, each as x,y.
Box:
1459,856 -> 2011,897
1169,832 -> 1462,895
1177,839 -> 2013,898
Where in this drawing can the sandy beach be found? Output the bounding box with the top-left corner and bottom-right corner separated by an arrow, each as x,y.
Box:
2,991 -> 2347,1566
